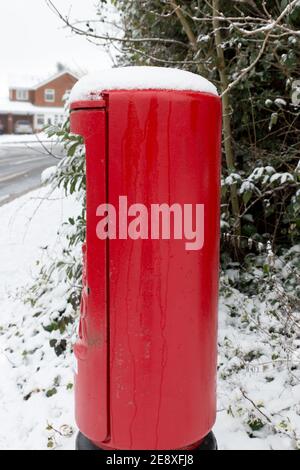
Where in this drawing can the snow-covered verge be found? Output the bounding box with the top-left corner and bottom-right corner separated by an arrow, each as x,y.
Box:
0,133 -> 53,146
0,187 -> 299,450
216,268 -> 300,450
0,186 -> 80,450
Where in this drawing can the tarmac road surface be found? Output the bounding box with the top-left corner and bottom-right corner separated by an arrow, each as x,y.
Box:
0,141 -> 63,206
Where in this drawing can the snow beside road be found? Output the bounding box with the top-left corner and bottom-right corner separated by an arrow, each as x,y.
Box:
0,133 -> 54,146
0,186 -> 79,450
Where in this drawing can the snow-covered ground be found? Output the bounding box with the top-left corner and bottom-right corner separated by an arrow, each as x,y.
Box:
216,291 -> 300,450
0,133 -> 53,146
0,187 -> 299,450
0,186 -> 79,450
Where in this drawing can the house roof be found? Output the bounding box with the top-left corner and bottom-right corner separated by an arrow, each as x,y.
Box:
9,75 -> 45,90
9,70 -> 80,91
32,70 -> 80,90
0,98 -> 66,116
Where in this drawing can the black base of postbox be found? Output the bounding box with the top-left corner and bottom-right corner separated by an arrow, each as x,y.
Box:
76,431 -> 217,451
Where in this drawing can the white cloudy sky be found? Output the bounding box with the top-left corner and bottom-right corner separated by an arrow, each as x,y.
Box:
0,0 -> 114,97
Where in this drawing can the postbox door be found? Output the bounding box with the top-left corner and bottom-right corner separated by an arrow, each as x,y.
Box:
107,90 -> 221,449
70,106 -> 108,443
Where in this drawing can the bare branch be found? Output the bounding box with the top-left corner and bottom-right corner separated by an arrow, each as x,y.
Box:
46,0 -> 190,49
168,1 -> 198,50
221,0 -> 300,96
213,0 -> 240,234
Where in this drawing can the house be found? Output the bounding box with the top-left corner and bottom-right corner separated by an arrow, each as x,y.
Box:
0,70 -> 79,134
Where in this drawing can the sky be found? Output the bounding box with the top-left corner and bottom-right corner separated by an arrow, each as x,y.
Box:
0,0 -> 114,98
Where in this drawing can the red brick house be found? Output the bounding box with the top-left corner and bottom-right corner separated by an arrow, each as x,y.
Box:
0,70 -> 79,134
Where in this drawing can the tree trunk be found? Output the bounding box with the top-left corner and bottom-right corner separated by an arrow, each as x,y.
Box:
212,0 -> 240,234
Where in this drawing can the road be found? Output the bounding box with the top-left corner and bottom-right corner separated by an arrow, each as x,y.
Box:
0,142 -> 63,206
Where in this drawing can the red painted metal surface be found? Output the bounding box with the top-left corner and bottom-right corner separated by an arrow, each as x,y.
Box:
70,99 -> 106,111
71,108 -> 108,443
71,89 -> 222,450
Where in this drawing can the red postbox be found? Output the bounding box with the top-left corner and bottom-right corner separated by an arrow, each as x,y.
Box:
70,67 -> 222,451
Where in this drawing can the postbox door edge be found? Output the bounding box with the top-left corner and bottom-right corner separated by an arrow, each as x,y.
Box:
70,107 -> 109,443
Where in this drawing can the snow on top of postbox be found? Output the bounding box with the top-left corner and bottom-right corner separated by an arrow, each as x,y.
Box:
70,66 -> 218,102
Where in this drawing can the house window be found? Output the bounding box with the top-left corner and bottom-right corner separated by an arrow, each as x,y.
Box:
37,115 -> 45,126
16,89 -> 29,101
44,89 -> 55,102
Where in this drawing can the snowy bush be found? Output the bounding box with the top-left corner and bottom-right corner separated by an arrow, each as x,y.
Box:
22,116 -> 86,358
219,246 -> 300,449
